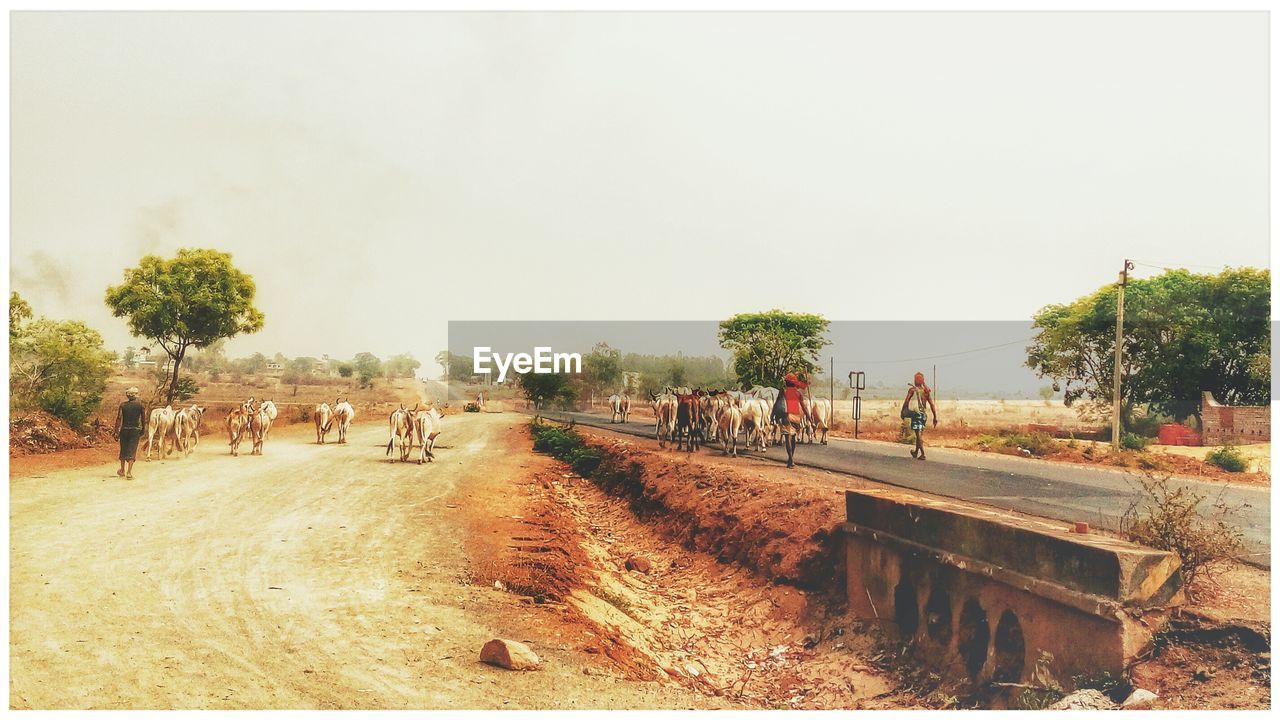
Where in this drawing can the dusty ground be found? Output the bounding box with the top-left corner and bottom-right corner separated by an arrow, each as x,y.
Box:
9,414 -> 724,709
563,421 -> 1272,710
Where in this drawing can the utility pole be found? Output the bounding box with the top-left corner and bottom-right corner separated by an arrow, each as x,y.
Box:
830,356 -> 835,414
1111,259 -> 1134,451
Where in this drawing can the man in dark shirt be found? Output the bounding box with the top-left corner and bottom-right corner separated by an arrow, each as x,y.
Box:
114,387 -> 146,479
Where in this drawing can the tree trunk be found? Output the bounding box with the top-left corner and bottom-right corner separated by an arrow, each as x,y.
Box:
166,345 -> 186,405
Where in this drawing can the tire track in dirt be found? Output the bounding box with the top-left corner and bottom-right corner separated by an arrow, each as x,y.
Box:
10,415 -> 724,710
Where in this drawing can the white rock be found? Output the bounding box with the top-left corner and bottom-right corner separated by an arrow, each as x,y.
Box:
479,638 -> 542,671
1121,689 -> 1158,710
1049,689 -> 1117,711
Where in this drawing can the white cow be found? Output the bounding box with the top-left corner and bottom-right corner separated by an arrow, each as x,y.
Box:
314,403 -> 333,444
649,391 -> 677,448
332,400 -> 355,444
718,402 -> 743,457
252,400 -> 278,454
173,404 -> 205,457
804,397 -> 833,444
145,405 -> 176,460
386,405 -> 415,462
739,397 -> 770,452
413,406 -> 444,464
608,394 -> 630,424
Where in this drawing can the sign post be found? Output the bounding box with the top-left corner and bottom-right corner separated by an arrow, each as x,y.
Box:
848,371 -> 865,439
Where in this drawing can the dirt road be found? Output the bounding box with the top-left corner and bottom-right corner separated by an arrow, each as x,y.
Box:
9,414 -> 719,710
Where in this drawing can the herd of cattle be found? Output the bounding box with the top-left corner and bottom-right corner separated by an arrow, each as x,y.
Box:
141,397 -> 357,460
608,386 -> 832,456
384,403 -> 445,464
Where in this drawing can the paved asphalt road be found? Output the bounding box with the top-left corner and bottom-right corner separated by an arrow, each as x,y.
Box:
542,409 -> 1271,568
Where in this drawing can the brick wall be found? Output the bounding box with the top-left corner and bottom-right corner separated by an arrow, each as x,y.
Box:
1201,391 -> 1270,445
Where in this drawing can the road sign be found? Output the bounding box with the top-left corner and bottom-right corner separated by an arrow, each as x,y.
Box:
848,371 -> 865,438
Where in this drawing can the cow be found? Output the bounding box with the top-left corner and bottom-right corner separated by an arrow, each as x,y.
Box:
314,403 -> 333,444
804,397 -> 833,444
413,406 -> 444,464
332,399 -> 355,444
259,399 -> 278,438
673,393 -> 701,452
698,392 -> 721,443
145,405 -> 176,461
173,404 -> 205,457
608,394 -> 630,424
739,397 -> 771,452
649,391 -> 676,448
385,404 -> 415,462
718,401 -> 743,456
226,405 -> 250,457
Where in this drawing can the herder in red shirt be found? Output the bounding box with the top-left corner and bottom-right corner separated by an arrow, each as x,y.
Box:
780,372 -> 809,468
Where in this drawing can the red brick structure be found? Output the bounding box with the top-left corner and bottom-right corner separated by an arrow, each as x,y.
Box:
1201,391 -> 1269,445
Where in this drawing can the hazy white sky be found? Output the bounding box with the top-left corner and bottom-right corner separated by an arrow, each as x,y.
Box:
10,11 -> 1268,373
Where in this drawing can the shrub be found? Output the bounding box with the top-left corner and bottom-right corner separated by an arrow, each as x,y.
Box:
1120,474 -> 1245,594
973,430 -> 1056,457
1121,432 -> 1152,451
9,317 -> 114,429
1205,445 -> 1248,473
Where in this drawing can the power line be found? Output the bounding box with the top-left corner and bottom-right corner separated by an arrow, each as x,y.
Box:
1130,259 -> 1232,272
834,337 -> 1032,366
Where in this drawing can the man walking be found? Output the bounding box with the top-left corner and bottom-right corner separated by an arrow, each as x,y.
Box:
114,387 -> 145,479
779,372 -> 810,468
901,372 -> 938,460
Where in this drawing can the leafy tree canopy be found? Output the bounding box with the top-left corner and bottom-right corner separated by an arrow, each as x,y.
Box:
719,310 -> 830,389
105,249 -> 264,402
1027,267 -> 1269,422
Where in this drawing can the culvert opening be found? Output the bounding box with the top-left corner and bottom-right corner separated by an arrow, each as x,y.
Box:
893,575 -> 919,638
993,610 -> 1026,683
924,587 -> 953,645
957,597 -> 990,679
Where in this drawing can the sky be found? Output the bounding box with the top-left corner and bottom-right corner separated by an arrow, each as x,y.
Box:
9,11 -> 1269,388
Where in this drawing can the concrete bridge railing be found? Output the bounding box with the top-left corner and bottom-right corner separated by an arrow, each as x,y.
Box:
842,487 -> 1183,690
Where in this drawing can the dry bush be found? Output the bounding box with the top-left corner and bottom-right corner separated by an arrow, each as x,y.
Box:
1120,474 -> 1245,597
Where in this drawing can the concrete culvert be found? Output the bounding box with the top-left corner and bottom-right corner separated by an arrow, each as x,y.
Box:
992,610 -> 1026,683
957,597 -> 991,679
924,587 -> 953,645
893,576 -> 919,638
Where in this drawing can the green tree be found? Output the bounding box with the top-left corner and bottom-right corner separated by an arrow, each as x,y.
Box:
10,317 -> 116,428
104,249 -> 264,403
282,356 -> 317,395
1027,268 -> 1270,424
719,310 -> 830,389
517,372 -> 576,410
384,353 -> 422,379
338,364 -> 354,378
352,352 -> 382,387
10,291 -> 32,339
581,341 -> 622,400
